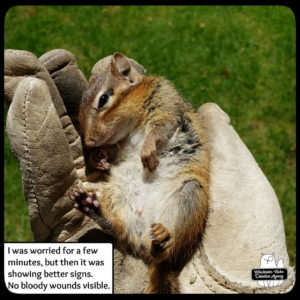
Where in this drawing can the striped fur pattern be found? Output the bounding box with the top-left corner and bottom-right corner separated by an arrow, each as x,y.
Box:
74,53 -> 210,293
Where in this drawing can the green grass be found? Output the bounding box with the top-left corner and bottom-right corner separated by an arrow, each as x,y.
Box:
4,6 -> 295,268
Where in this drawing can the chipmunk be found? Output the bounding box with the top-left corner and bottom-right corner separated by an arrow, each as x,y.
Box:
69,52 -> 210,293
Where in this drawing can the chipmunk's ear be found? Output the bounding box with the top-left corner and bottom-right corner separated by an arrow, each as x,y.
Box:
88,75 -> 96,85
111,52 -> 130,81
111,52 -> 141,85
112,52 -> 131,75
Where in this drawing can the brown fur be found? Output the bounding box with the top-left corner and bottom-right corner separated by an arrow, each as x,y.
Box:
72,53 -> 210,293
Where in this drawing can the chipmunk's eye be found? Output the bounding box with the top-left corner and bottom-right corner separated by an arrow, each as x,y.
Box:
98,93 -> 109,110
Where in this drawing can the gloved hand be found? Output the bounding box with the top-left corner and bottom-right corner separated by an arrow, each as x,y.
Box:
5,49 -> 89,242
4,49 -> 295,293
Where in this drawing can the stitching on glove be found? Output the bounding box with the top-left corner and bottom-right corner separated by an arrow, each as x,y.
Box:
197,248 -> 294,293
23,78 -> 50,229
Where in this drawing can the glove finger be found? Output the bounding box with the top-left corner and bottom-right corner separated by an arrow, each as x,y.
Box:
195,103 -> 294,292
4,49 -> 84,167
5,49 -> 65,117
39,49 -> 88,131
6,77 -> 88,242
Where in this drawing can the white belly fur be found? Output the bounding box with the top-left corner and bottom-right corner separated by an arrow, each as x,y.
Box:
103,130 -> 186,241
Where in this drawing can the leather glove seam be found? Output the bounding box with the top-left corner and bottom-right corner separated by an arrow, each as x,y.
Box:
22,78 -> 51,231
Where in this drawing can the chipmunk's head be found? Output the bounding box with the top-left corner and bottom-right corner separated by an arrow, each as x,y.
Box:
79,52 -> 145,148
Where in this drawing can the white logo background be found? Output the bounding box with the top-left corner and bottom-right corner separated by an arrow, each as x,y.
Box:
257,254 -> 284,287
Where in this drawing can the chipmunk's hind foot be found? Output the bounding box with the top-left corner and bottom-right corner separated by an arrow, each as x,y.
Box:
69,187 -> 100,213
150,223 -> 173,261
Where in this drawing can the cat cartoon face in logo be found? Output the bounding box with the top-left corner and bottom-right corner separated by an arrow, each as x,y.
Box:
259,253 -> 277,268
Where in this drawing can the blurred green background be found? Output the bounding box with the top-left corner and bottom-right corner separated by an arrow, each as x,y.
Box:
4,6 -> 295,268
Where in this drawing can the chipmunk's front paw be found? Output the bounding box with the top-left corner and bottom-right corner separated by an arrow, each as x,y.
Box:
141,148 -> 160,172
69,187 -> 100,214
89,148 -> 110,171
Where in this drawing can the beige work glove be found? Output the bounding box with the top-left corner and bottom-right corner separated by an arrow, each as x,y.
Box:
4,49 -> 295,293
